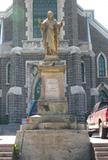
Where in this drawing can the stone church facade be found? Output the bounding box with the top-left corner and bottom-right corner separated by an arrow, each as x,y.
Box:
0,0 -> 108,123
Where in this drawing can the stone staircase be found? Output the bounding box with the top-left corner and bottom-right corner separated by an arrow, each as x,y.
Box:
0,124 -> 19,160
0,144 -> 13,160
93,143 -> 108,160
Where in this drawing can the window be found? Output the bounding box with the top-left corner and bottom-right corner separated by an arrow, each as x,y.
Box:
99,90 -> 108,101
99,101 -> 108,110
81,61 -> 86,82
6,63 -> 11,84
33,0 -> 57,38
97,53 -> 107,77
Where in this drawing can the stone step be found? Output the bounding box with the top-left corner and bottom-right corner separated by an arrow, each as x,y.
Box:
94,147 -> 108,151
0,157 -> 12,160
95,151 -> 108,157
0,145 -> 13,152
38,122 -> 70,129
96,157 -> 108,160
93,143 -> 108,147
0,144 -> 13,160
0,152 -> 13,157
92,143 -> 108,160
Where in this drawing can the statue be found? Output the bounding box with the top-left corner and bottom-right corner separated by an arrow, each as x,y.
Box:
40,10 -> 64,56
26,65 -> 41,116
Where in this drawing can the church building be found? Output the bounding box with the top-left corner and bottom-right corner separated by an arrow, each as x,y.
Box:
0,0 -> 108,123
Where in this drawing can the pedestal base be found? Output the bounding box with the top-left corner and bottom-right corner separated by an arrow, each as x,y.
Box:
16,130 -> 91,160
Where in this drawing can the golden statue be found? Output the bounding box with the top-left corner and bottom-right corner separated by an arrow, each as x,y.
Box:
40,11 -> 64,56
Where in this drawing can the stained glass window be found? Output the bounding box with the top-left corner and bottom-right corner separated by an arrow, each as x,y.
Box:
98,54 -> 106,77
33,0 -> 57,38
81,62 -> 85,82
99,90 -> 108,101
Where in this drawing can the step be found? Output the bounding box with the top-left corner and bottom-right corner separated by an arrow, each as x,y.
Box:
95,151 -> 108,157
94,146 -> 108,151
0,152 -> 13,157
0,145 -> 13,152
95,157 -> 108,160
93,143 -> 108,147
0,147 -> 13,152
0,157 -> 12,160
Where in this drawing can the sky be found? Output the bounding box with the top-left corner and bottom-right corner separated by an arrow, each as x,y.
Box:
0,0 -> 108,30
77,0 -> 108,29
0,0 -> 13,11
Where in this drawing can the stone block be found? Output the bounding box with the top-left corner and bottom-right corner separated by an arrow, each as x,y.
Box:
16,130 -> 92,160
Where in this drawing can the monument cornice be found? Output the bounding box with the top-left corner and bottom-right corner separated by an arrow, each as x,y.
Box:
38,66 -> 65,73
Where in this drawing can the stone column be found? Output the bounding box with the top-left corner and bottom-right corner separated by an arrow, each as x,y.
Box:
0,18 -> 3,44
7,47 -> 26,123
64,0 -> 78,45
13,0 -> 26,46
90,53 -> 99,107
67,46 -> 87,122
68,46 -> 82,86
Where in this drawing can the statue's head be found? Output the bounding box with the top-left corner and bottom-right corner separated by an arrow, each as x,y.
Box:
47,10 -> 54,20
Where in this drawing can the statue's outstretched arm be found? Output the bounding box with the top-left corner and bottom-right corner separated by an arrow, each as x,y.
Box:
57,17 -> 64,31
40,21 -> 46,32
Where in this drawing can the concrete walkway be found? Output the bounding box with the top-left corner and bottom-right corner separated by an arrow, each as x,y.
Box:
0,124 -> 20,135
0,124 -> 20,145
90,133 -> 108,144
0,136 -> 16,144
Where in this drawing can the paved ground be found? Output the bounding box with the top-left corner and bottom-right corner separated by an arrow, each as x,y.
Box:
0,124 -> 20,135
0,124 -> 20,144
90,133 -> 108,144
0,124 -> 108,145
0,136 -> 16,144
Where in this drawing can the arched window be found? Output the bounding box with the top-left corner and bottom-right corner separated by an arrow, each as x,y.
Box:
81,61 -> 86,83
33,0 -> 57,38
98,83 -> 108,101
6,63 -> 11,84
97,53 -> 107,77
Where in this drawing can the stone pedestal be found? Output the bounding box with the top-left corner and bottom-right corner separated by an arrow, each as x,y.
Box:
38,60 -> 67,115
38,100 -> 67,114
25,59 -> 69,129
16,130 -> 92,160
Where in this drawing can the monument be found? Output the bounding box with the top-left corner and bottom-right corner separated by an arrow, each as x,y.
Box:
16,11 -> 91,160
25,11 -> 70,129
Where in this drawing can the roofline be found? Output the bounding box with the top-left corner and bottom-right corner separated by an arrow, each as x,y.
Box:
77,4 -> 108,39
0,5 -> 13,19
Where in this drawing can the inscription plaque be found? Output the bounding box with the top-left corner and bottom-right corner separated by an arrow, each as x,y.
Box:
45,79 -> 60,99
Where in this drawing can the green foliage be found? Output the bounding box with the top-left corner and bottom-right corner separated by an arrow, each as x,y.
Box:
13,144 -> 20,160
